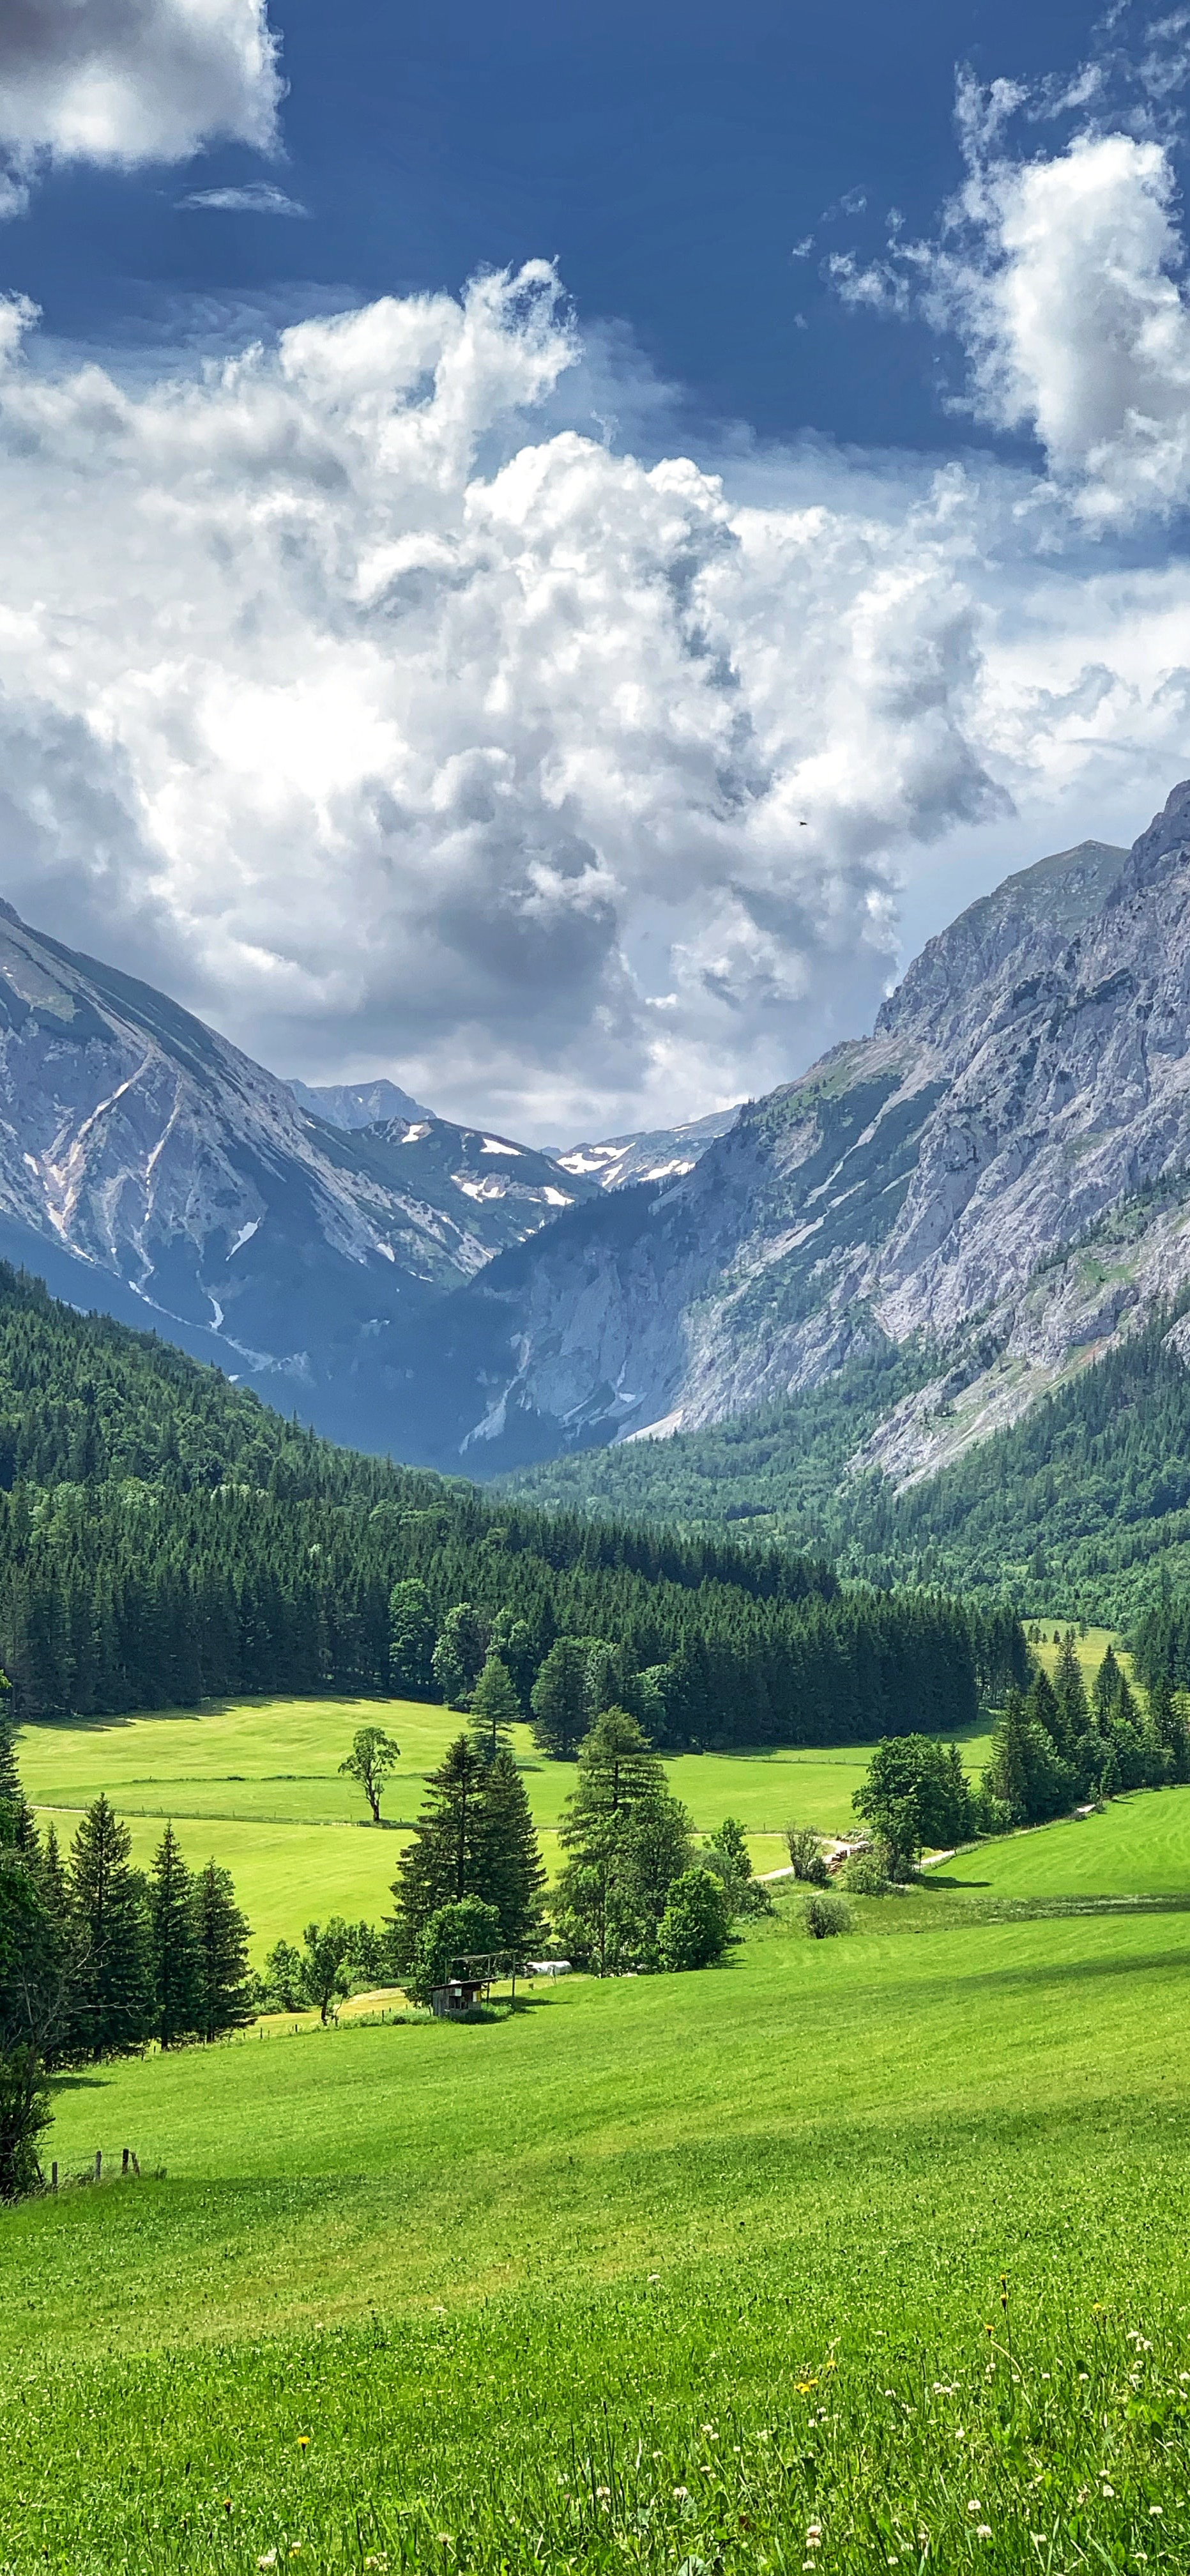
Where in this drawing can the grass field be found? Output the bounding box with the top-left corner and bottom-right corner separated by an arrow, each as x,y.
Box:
7,1875 -> 1190,2572
16,1697 -> 993,1954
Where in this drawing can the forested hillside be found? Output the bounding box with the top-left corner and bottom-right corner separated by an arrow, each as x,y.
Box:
0,1266 -> 1010,1747
508,1300 -> 1190,1625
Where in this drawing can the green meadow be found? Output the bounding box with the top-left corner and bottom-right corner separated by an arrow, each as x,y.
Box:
12,1660 -> 1190,2573
16,1695 -> 993,1952
8,1861 -> 1190,2572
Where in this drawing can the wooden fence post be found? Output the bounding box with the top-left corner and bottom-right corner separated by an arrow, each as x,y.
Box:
93,2150 -> 102,2183
131,2152 -> 140,2176
50,2161 -> 57,2192
122,2148 -> 130,2176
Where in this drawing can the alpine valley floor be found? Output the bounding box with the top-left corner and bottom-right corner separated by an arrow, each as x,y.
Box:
14,1696 -> 995,1955
6,1810 -> 1190,2574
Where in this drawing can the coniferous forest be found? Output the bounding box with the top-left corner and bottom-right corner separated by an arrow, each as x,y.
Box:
0,1264 -> 1019,1748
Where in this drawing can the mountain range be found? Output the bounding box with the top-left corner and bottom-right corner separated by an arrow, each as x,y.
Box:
396,786 -> 1190,1480
8,781 -> 1190,1491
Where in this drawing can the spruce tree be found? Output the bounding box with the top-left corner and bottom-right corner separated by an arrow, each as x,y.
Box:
1093,1644 -> 1123,1726
67,1795 -> 153,2059
192,1860 -> 253,2041
391,1733 -> 489,1961
1054,1633 -> 1088,1750
431,1604 -> 488,1709
477,1749 -> 547,1959
471,1653 -> 520,1762
983,1690 -> 1031,1823
555,1710 -> 691,1974
530,1637 -> 592,1758
149,1824 -> 201,2047
388,1578 -> 435,1698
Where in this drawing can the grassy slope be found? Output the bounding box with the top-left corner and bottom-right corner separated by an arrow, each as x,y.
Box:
17,1698 -> 993,1951
942,1784 -> 1190,1896
8,1890 -> 1190,2570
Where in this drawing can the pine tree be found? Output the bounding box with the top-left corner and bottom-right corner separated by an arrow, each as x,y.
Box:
192,1860 -> 253,2042
391,1733 -> 489,1961
149,1824 -> 201,2046
477,1749 -> 546,1958
471,1653 -> 520,1763
530,1636 -> 591,1758
67,1795 -> 153,2059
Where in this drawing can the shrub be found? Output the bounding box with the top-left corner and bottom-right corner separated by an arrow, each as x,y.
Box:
841,1853 -> 889,1896
802,1892 -> 851,1940
785,1824 -> 829,1885
657,1867 -> 733,1971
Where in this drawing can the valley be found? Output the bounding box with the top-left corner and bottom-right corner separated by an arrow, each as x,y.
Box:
15,1690 -> 996,1952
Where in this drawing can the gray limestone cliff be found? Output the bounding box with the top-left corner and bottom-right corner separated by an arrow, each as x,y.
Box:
400,797 -> 1190,1478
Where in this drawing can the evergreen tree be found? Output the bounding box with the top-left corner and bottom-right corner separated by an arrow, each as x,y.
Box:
1093,1644 -> 1123,1726
1027,1667 -> 1064,1751
983,1690 -> 1072,1825
431,1603 -> 488,1709
149,1824 -> 201,2047
1054,1633 -> 1088,1751
554,1710 -> 692,1974
67,1795 -> 153,2059
192,1860 -> 253,2042
388,1578 -> 435,1698
530,1637 -> 593,1759
470,1653 -> 520,1763
476,1749 -> 546,1958
391,1732 -> 489,1962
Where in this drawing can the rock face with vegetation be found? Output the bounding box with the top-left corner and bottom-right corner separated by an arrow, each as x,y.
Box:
408,785 -> 1190,1479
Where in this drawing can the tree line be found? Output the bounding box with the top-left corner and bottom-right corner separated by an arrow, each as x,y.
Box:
0,1268 -> 1020,1751
1,1699 -> 253,2196
848,1636 -> 1189,1875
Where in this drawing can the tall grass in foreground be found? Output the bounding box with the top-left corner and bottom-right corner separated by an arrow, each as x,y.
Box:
6,2264 -> 1190,2573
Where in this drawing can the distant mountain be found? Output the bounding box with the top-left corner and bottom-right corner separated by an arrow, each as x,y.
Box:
17,788 -> 1190,1502
315,1111 -> 602,1258
287,1076 -> 429,1128
551,1105 -> 741,1191
394,811 -> 1190,1478
0,902 -> 594,1449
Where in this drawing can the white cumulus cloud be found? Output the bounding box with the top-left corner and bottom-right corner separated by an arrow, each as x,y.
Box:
0,0 -> 282,210
832,59 -> 1190,528
0,256 -> 1187,1137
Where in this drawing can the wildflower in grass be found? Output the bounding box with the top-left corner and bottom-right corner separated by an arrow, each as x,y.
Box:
976,2528 -> 992,2542
297,2436 -> 310,2452
967,2502 -> 982,2514
673,2486 -> 689,2501
1102,2485 -> 1115,2497
1150,2506 -> 1164,2516
595,2486 -> 611,2503
257,2556 -> 277,2569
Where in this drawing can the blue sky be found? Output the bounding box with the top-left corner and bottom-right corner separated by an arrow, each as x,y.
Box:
1,1 -> 1189,1138
20,0 -> 1104,449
